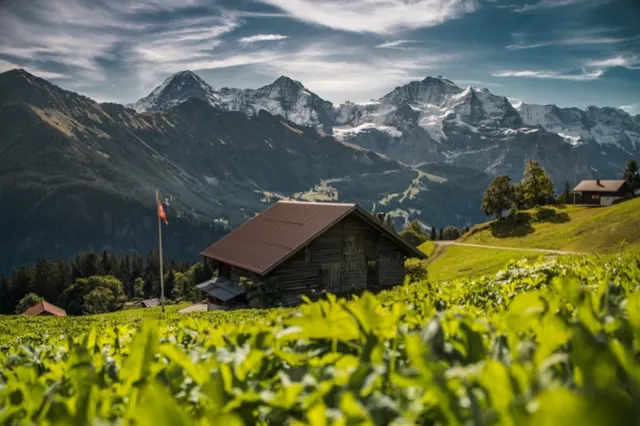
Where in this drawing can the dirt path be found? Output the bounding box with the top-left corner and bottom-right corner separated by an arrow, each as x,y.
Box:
434,241 -> 584,255
426,243 -> 448,265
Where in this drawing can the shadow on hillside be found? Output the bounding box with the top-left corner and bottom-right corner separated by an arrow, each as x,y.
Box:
490,207 -> 571,239
534,207 -> 570,224
491,212 -> 534,238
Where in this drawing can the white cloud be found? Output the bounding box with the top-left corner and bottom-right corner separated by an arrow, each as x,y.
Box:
375,40 -> 417,49
507,35 -> 639,50
256,0 -> 478,34
492,69 -> 604,81
251,42 -> 462,102
493,54 -> 640,82
512,0 -> 606,13
585,55 -> 640,69
238,34 -> 289,45
619,104 -> 639,115
0,59 -> 69,80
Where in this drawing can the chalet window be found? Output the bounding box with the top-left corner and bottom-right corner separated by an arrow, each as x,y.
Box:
305,246 -> 311,263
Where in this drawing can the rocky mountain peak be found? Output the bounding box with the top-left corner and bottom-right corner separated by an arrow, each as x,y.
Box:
272,75 -> 303,89
381,75 -> 463,106
129,70 -> 219,113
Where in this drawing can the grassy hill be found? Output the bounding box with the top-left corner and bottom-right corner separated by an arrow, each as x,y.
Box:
463,197 -> 640,252
421,197 -> 640,281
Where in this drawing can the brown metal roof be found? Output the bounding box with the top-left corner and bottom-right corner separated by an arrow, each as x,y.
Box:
573,180 -> 627,193
200,200 -> 425,276
23,300 -> 67,316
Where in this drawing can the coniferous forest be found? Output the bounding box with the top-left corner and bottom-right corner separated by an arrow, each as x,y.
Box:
0,250 -> 214,315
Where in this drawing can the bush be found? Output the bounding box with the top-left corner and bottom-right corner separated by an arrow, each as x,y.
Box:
60,275 -> 127,315
15,293 -> 43,314
400,220 -> 429,246
405,258 -> 429,282
400,229 -> 428,247
442,226 -> 461,240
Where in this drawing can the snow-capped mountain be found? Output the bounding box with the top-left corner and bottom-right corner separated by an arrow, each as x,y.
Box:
131,72 -> 334,133
129,71 -> 639,186
129,70 -> 221,112
517,103 -> 640,151
333,77 -> 524,143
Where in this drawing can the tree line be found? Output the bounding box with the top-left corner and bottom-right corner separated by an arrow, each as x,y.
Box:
0,250 -> 214,316
374,212 -> 467,246
481,159 -> 639,220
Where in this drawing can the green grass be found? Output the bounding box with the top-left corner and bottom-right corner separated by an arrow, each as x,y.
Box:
418,240 -> 436,256
427,245 -> 549,282
463,197 -> 640,253
3,254 -> 640,424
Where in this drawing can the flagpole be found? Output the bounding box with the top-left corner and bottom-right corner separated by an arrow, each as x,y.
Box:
157,189 -> 165,314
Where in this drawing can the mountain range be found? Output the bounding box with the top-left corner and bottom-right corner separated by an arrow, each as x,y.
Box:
1,68 -> 638,270
131,70 -> 640,184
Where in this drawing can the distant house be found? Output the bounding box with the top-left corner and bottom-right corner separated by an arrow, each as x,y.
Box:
198,200 -> 426,308
23,300 -> 67,317
573,179 -> 634,206
138,298 -> 160,308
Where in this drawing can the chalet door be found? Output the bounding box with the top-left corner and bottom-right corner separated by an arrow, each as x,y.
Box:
319,263 -> 341,293
366,257 -> 379,290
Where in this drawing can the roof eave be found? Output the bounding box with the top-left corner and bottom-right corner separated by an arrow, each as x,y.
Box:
353,207 -> 427,260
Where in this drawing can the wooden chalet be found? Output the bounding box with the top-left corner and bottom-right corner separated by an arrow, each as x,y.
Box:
198,200 -> 426,308
23,300 -> 67,317
573,179 -> 634,206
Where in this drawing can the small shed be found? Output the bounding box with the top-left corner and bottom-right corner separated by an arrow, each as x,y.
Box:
23,300 -> 67,317
199,200 -> 426,308
139,298 -> 160,308
196,276 -> 246,308
573,179 -> 634,206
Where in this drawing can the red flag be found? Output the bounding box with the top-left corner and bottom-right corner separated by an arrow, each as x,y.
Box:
157,198 -> 168,225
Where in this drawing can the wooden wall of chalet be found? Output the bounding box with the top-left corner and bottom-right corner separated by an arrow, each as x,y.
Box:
268,212 -> 407,305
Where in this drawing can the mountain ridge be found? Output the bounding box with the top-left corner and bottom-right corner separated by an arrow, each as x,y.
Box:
0,68 -> 491,271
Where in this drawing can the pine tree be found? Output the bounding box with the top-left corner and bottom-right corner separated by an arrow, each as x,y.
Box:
558,181 -> 573,204
438,228 -> 444,241
430,225 -> 437,241
623,160 -> 640,190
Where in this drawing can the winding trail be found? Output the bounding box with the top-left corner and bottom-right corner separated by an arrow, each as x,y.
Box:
434,241 -> 585,255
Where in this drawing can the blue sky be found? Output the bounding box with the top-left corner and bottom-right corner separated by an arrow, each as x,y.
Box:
0,0 -> 639,114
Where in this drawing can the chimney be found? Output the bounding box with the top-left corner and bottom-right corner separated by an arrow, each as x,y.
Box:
596,179 -> 601,186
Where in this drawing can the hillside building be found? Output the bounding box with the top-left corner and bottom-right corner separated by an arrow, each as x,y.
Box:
573,179 -> 634,206
198,201 -> 425,308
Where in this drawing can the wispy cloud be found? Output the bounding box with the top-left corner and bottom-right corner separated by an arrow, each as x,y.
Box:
511,0 -> 607,13
585,55 -> 640,69
375,40 -> 417,49
493,53 -> 640,81
255,0 -> 479,34
492,69 -> 604,81
507,34 -> 640,50
0,58 -> 70,80
238,34 -> 289,45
